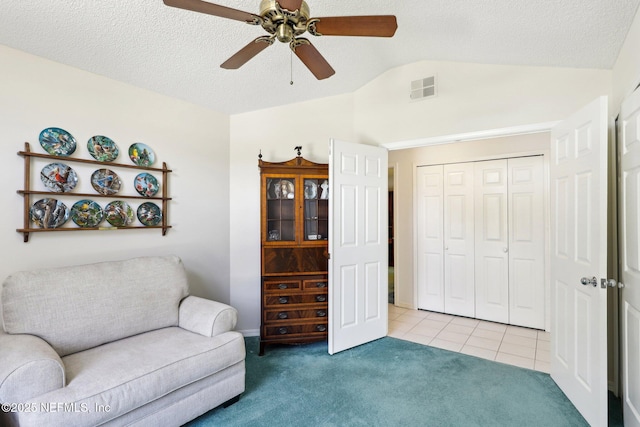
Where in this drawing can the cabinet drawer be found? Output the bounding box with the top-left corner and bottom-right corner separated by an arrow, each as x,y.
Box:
264,293 -> 328,307
263,279 -> 301,292
264,323 -> 328,338
264,308 -> 328,322
303,279 -> 328,290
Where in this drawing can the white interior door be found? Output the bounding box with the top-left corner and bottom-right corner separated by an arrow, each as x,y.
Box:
508,156 -> 545,329
328,139 -> 388,355
619,87 -> 640,427
443,162 -> 475,317
474,159 -> 509,323
417,165 -> 445,311
550,96 -> 608,427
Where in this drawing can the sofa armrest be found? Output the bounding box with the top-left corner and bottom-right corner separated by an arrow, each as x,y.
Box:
178,296 -> 238,338
0,331 -> 65,402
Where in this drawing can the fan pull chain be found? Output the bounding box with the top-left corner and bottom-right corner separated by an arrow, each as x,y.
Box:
290,50 -> 294,85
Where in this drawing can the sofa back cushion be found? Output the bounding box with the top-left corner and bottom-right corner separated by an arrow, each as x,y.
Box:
1,255 -> 189,356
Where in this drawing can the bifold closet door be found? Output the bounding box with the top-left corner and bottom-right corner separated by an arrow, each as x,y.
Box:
416,165 -> 444,311
443,163 -> 475,317
507,156 -> 544,329
474,160 -> 509,323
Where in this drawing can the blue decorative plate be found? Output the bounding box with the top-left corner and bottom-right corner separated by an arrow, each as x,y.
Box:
104,201 -> 134,227
70,200 -> 104,228
39,127 -> 77,156
134,173 -> 159,197
90,168 -> 121,196
137,202 -> 162,226
87,135 -> 119,162
30,198 -> 70,228
40,162 -> 78,193
128,143 -> 155,167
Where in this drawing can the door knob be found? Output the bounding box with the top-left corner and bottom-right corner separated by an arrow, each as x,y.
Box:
601,278 -> 625,289
580,277 -> 597,287
503,247 -> 509,253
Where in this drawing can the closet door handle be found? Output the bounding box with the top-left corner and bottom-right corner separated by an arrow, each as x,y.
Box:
503,247 -> 509,253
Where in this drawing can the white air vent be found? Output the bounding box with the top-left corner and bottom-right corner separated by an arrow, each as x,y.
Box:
410,76 -> 436,100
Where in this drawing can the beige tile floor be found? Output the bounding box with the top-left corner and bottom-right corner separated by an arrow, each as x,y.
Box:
388,304 -> 551,373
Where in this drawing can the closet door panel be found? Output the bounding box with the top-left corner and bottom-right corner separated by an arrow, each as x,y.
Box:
416,165 -> 444,311
508,156 -> 545,329
474,160 -> 509,323
443,163 -> 475,317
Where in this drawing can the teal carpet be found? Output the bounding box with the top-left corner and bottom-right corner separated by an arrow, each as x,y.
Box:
185,337 -> 601,426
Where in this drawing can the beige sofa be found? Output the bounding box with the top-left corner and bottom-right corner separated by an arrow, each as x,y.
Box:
0,255 -> 245,427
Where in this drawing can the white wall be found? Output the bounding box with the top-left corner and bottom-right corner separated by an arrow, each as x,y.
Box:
388,133 -> 551,310
354,61 -> 611,145
229,95 -> 355,333
0,45 -> 232,302
613,4 -> 640,112
229,59 -> 613,331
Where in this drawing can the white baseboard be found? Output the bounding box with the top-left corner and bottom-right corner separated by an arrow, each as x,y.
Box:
239,329 -> 259,337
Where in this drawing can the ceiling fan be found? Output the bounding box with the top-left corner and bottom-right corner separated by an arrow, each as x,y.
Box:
163,0 -> 398,80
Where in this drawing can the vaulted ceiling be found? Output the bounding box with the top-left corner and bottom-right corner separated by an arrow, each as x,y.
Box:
1,1 -> 638,114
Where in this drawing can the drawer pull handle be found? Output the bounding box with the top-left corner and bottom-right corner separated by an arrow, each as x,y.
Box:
278,297 -> 289,304
316,310 -> 327,317
316,295 -> 327,302
278,283 -> 288,289
278,312 -> 289,319
278,327 -> 288,335
316,282 -> 327,288
316,325 -> 327,332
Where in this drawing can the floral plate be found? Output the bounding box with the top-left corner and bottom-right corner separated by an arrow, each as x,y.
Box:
134,173 -> 159,197
40,162 -> 78,193
137,202 -> 162,226
39,127 -> 77,156
104,201 -> 134,227
70,200 -> 104,228
30,198 -> 69,228
128,143 -> 155,167
88,135 -> 119,162
91,168 -> 122,195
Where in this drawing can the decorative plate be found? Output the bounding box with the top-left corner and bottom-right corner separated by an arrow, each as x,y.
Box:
269,179 -> 294,199
137,202 -> 162,226
39,127 -> 77,156
104,201 -> 134,227
40,162 -> 78,193
128,143 -> 155,167
134,173 -> 159,197
304,180 -> 317,199
87,135 -> 119,162
90,168 -> 122,195
70,200 -> 104,228
30,198 -> 69,228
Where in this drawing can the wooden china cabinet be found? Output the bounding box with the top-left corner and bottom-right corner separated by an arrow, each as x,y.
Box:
258,148 -> 329,355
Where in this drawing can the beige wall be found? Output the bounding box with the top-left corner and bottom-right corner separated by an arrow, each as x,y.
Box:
0,45 -> 232,303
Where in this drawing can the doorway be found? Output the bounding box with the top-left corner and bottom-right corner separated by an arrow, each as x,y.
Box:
388,166 -> 395,304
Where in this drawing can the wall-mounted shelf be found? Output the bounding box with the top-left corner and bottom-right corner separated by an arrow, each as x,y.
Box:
18,142 -> 172,242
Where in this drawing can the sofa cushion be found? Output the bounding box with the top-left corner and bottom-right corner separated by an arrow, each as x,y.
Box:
1,256 -> 189,356
18,327 -> 246,427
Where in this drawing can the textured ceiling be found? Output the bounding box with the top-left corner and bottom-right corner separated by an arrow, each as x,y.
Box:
1,0 -> 638,114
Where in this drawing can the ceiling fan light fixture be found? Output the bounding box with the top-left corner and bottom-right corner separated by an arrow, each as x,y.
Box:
276,24 -> 294,43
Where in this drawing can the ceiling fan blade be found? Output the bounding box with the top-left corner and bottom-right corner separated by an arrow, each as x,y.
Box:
221,37 -> 274,69
277,0 -> 304,12
163,0 -> 260,24
291,40 -> 335,80
311,16 -> 398,37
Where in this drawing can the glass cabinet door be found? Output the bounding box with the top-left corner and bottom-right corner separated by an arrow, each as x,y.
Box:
266,178 -> 296,241
303,178 -> 329,241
